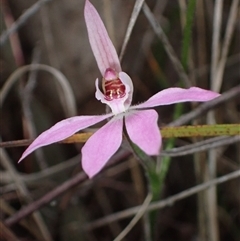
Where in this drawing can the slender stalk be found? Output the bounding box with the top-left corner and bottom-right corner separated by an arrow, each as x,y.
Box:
84,170 -> 240,230
1,124 -> 238,148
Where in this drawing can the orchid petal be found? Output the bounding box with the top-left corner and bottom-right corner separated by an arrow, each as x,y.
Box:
19,114 -> 113,162
133,87 -> 220,109
119,72 -> 134,110
82,117 -> 123,178
95,71 -> 134,115
125,110 -> 161,156
84,0 -> 121,76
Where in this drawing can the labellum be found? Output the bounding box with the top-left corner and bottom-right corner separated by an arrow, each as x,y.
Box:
102,68 -> 126,101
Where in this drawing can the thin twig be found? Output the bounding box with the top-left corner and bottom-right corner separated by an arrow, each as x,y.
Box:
0,0 -> 51,46
0,198 -> 42,238
1,136 -> 239,190
214,0 -> 240,91
4,149 -> 131,227
0,221 -> 20,241
4,172 -> 87,227
0,141 -> 53,241
193,53 -> 240,79
119,0 -> 145,62
207,2 -> 239,239
1,0 -> 25,66
84,170 -> 240,230
40,4 -> 60,68
210,0 -> 223,88
143,3 -> 191,87
2,135 -> 239,227
0,156 -> 79,184
21,48 -> 48,170
207,0 -> 222,233
0,64 -> 77,117
161,136 -> 240,157
113,192 -> 152,241
1,124 -> 238,148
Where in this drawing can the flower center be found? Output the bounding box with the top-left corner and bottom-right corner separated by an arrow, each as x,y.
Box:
102,68 -> 126,101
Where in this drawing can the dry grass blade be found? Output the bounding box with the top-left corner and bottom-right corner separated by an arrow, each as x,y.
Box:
207,1 -> 239,239
0,199 -> 44,239
0,141 -> 53,241
0,0 -> 51,46
84,170 -> 240,230
119,0 -> 145,62
215,0 -> 240,90
113,192 -> 152,241
0,64 -> 77,117
4,172 -> 87,228
0,63 -> 76,240
0,221 -> 20,241
3,149 -> 131,228
0,155 -> 80,192
21,48 -> 48,170
143,3 -> 191,87
161,135 -> 240,157
210,0 -> 223,87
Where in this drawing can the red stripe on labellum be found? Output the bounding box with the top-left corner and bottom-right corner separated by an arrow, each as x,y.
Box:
103,79 -> 126,101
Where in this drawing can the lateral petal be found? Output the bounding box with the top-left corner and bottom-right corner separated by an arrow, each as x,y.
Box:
84,0 -> 121,76
19,114 -> 112,162
82,117 -> 123,178
133,87 -> 220,109
125,110 -> 161,156
119,72 -> 134,110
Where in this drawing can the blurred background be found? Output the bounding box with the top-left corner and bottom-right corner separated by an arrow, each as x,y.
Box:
0,0 -> 239,240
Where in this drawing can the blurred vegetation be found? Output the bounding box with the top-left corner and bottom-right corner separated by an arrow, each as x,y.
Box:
0,0 -> 239,241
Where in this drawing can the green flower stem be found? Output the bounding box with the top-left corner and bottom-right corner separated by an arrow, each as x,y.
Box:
155,103 -> 184,198
128,141 -> 159,198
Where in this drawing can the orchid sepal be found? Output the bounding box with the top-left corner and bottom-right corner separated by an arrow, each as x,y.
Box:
18,114 -> 112,163
84,0 -> 121,76
132,87 -> 221,110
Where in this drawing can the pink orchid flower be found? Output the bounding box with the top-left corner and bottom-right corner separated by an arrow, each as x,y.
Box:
19,0 -> 220,178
